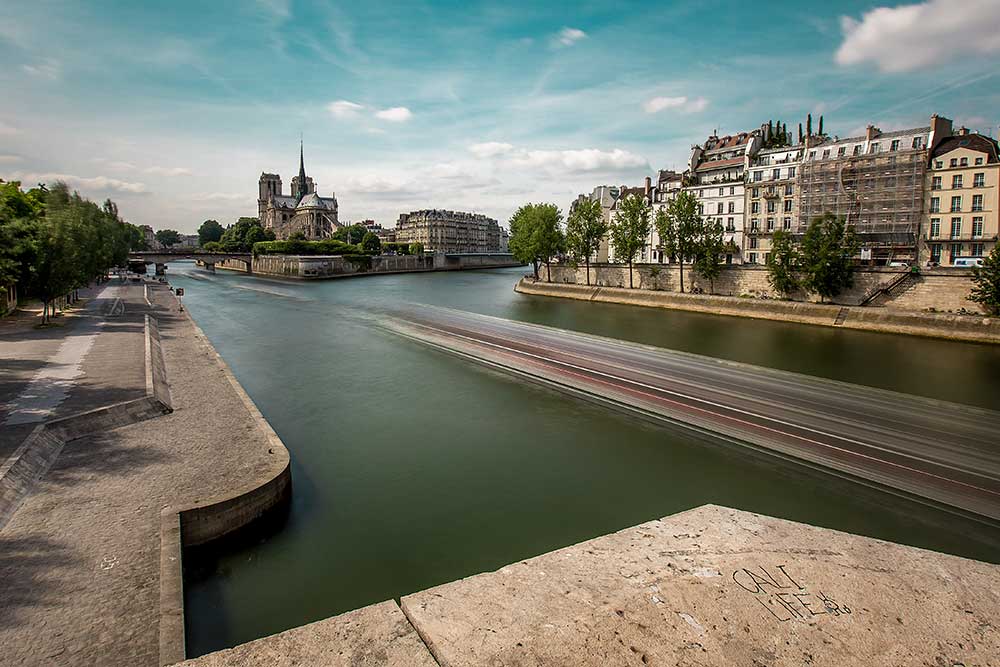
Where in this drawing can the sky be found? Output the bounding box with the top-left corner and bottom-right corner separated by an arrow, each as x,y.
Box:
1,0 -> 999,234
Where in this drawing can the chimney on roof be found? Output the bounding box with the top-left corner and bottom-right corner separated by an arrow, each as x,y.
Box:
644,176 -> 651,196
865,125 -> 880,141
929,114 -> 953,152
958,126 -> 970,136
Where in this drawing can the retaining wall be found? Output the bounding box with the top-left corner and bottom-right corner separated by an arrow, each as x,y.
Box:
516,278 -> 1000,344
218,253 -> 521,279
543,263 -> 979,313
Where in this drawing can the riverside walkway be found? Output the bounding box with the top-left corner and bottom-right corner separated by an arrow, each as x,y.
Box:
387,306 -> 1000,523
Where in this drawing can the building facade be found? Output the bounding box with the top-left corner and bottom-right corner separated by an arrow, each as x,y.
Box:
796,116 -> 952,265
745,146 -> 802,264
395,210 -> 502,253
923,128 -> 1000,265
258,143 -> 340,240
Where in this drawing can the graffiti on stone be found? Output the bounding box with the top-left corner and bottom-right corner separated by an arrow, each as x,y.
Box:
732,564 -> 851,622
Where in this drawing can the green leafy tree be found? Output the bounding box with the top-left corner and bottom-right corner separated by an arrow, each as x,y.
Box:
968,245 -> 1000,315
693,218 -> 725,294
799,213 -> 859,302
409,242 -> 424,255
361,231 -> 382,255
657,191 -> 702,293
155,229 -> 182,248
609,194 -> 651,289
203,241 -> 222,252
219,217 -> 274,252
197,219 -> 224,246
508,202 -> 564,281
334,223 -> 368,244
766,230 -> 800,295
565,198 -> 607,286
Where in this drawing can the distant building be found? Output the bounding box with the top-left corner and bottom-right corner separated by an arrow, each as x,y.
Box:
745,145 -> 802,265
177,234 -> 199,248
258,143 -> 341,240
922,127 -> 999,265
569,185 -> 623,262
649,169 -> 684,263
139,224 -> 160,250
395,210 -> 502,253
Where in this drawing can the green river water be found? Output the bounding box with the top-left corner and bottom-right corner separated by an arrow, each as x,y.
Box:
166,262 -> 1000,656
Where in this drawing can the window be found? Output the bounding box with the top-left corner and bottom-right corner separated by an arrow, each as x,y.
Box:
972,217 -> 984,237
753,171 -> 763,182
975,157 -> 984,166
718,187 -> 724,195
783,199 -> 793,212
869,142 -> 879,154
951,196 -> 962,212
951,218 -> 962,238
809,151 -> 816,160
752,187 -> 759,198
748,252 -> 758,264
751,218 -> 759,230
764,253 -> 771,264
912,137 -> 924,149
971,243 -> 984,257
934,160 -> 943,169
822,149 -> 830,159
853,145 -> 862,155
767,185 -> 775,196
930,218 -> 940,237
952,174 -> 963,189
960,157 -> 968,166
950,244 -> 962,263
784,184 -> 793,196
788,166 -> 796,178
699,189 -> 704,197
717,203 -> 724,214
772,168 -> 780,180
726,217 -> 734,231
972,194 -> 983,212
730,186 -> 735,195
783,217 -> 791,230
950,158 -> 958,167
766,217 -> 775,231
931,176 -> 942,190
974,173 -> 985,188
698,204 -> 704,214
749,237 -> 759,249
930,197 -> 940,213
767,200 -> 776,214
890,139 -> 900,152
728,201 -> 735,213
930,244 -> 941,263
751,201 -> 760,213
838,147 -> 847,157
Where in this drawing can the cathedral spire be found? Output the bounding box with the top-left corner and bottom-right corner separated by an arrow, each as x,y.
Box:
294,138 -> 309,200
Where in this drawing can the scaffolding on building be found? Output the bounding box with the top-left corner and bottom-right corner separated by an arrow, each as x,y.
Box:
797,149 -> 926,262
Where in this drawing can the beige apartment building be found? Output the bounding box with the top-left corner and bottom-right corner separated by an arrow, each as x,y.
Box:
745,146 -> 802,264
922,129 -> 1000,265
395,209 -> 502,253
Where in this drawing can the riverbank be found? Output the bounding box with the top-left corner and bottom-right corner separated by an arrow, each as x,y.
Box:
0,283 -> 289,666
203,251 -> 521,279
516,277 -> 1000,344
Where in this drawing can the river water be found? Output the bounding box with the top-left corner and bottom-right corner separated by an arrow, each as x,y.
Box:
166,262 -> 1000,656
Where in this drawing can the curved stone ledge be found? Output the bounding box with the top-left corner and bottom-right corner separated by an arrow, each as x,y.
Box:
156,293 -> 293,666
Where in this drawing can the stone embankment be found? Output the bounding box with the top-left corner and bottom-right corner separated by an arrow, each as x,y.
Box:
516,277 -> 1000,344
183,504 -> 999,666
214,252 -> 522,279
0,283 -> 290,666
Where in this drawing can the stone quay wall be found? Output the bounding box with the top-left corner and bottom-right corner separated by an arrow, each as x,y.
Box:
541,263 -> 979,313
217,253 -> 521,279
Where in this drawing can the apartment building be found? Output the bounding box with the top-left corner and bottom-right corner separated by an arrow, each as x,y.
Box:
570,185 -> 624,262
745,146 -> 802,264
796,115 -> 952,265
649,169 -> 684,263
395,209 -> 502,253
923,128 -> 1000,265
685,130 -> 761,264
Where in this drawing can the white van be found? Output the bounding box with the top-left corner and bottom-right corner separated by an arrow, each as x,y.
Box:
953,257 -> 984,268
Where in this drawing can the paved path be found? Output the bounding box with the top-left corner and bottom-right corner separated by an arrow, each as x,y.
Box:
0,285 -> 278,666
388,306 -> 1000,522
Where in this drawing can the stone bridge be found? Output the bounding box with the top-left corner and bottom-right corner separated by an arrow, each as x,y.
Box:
128,250 -> 252,275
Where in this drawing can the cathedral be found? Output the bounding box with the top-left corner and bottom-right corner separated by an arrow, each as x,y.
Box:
258,143 -> 341,240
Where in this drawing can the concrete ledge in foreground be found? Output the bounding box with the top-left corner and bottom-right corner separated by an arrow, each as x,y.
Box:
401,504 -> 999,666
177,600 -> 438,667
516,277 -> 1000,344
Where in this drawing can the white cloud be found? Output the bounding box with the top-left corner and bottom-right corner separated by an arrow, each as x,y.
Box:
21,58 -> 60,80
342,173 -> 418,195
511,148 -> 648,173
7,172 -> 147,194
0,154 -> 22,163
107,161 -> 138,171
144,166 -> 192,176
835,0 -> 1000,73
192,192 -> 251,201
328,100 -> 365,118
468,142 -> 514,158
554,27 -> 586,47
375,106 -> 412,122
643,95 -> 709,114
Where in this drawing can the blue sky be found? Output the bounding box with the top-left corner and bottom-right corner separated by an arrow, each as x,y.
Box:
1,0 -> 999,232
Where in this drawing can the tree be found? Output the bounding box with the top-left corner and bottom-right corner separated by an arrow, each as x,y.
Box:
657,191 -> 702,293
799,213 -> 859,303
798,123 -> 804,144
693,218 -> 724,294
766,229 -> 800,295
609,194 -> 651,289
565,198 -> 607,286
409,242 -> 424,255
818,115 -> 824,137
508,203 -> 564,281
198,219 -> 224,246
219,217 -> 274,252
361,231 -> 382,255
155,229 -> 182,248
806,113 -> 813,137
334,223 -> 368,244
968,245 -> 1000,315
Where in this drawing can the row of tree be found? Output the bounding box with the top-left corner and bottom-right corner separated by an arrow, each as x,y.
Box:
765,214 -> 859,302
0,180 -> 146,322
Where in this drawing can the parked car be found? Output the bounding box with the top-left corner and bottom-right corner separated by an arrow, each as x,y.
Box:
953,257 -> 984,268
887,261 -> 909,268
